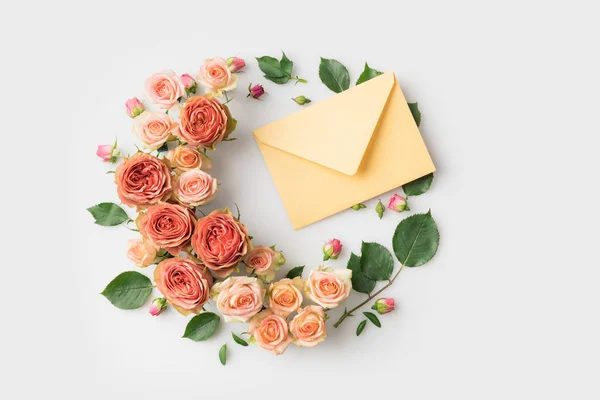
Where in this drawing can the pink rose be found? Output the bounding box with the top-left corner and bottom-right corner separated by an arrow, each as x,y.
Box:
267,278 -> 303,317
191,208 -> 251,278
149,297 -> 167,316
97,144 -> 115,162
178,95 -> 234,149
388,194 -> 409,212
138,203 -> 196,255
372,298 -> 395,315
244,246 -> 286,282
166,146 -> 211,171
210,276 -> 264,322
248,309 -> 292,355
180,73 -> 197,94
290,305 -> 327,348
133,111 -> 179,150
144,70 -> 185,109
115,153 -> 172,208
247,84 -> 265,99
154,257 -> 213,316
125,97 -> 145,118
226,57 -> 245,73
172,169 -> 218,208
323,238 -> 343,261
126,238 -> 157,267
196,57 -> 239,97
305,267 -> 352,309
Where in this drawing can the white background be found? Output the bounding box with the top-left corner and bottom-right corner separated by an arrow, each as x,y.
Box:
3,0 -> 600,399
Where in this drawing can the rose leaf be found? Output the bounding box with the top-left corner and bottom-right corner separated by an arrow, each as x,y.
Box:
100,271 -> 153,310
360,242 -> 394,281
182,312 -> 220,342
392,211 -> 440,267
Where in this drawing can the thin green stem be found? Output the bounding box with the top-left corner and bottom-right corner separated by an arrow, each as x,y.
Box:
333,264 -> 405,328
293,76 -> 307,84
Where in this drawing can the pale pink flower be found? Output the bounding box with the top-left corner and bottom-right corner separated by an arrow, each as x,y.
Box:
226,57 -> 246,72
210,276 -> 264,322
180,73 -> 197,94
125,97 -> 145,118
149,297 -> 167,316
127,238 -> 157,267
248,309 -> 292,355
388,194 -> 409,212
267,278 -> 303,317
132,111 -> 179,151
196,57 -> 239,97
290,305 -> 327,348
323,238 -> 342,261
372,298 -> 395,315
305,267 -> 352,309
244,246 -> 285,282
172,169 -> 218,208
144,70 -> 185,109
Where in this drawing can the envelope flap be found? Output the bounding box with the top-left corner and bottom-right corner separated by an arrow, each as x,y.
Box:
253,72 -> 396,175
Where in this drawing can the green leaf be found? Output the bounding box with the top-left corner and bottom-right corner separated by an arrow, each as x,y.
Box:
360,242 -> 394,281
356,62 -> 383,85
363,311 -> 381,328
232,332 -> 248,347
403,173 -> 434,196
392,211 -> 440,267
408,102 -> 421,127
347,253 -> 375,294
280,51 -> 293,76
319,58 -> 350,93
156,142 -> 169,153
356,320 -> 367,336
219,344 -> 227,366
265,75 -> 290,84
286,266 -> 305,279
87,202 -> 130,226
256,56 -> 287,78
183,312 -> 220,341
100,271 -> 153,310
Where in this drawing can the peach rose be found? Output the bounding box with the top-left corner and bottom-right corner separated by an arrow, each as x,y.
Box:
305,267 -> 352,309
154,257 -> 213,316
196,57 -> 239,97
191,208 -> 251,278
267,278 -> 303,317
244,246 -> 286,282
172,169 -> 218,208
248,309 -> 292,355
115,153 -> 172,208
138,203 -> 196,255
144,70 -> 185,109
166,146 -> 211,171
210,276 -> 264,322
178,95 -> 234,149
127,238 -> 158,267
133,111 -> 179,150
290,305 -> 327,348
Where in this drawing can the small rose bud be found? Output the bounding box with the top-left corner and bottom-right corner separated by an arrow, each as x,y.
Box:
372,298 -> 395,315
292,96 -> 312,105
247,83 -> 265,99
323,238 -> 343,261
149,297 -> 167,316
226,57 -> 246,72
375,199 -> 385,219
96,139 -> 120,163
181,73 -> 197,95
125,97 -> 145,118
388,194 -> 409,212
351,203 -> 366,211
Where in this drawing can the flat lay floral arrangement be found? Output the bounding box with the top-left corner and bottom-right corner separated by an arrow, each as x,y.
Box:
89,53 -> 440,365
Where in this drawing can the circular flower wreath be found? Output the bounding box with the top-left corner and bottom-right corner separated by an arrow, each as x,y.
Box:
90,55 -> 440,361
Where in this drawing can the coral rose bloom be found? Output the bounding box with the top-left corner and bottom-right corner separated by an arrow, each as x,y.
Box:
173,169 -> 218,208
191,208 -> 250,278
244,246 -> 285,282
267,278 -> 303,317
138,203 -> 196,256
210,276 -> 264,322
166,146 -> 210,171
178,95 -> 232,149
115,153 -> 172,208
154,257 -> 213,316
133,111 -> 179,150
196,57 -> 239,97
305,267 -> 352,309
248,309 -> 292,355
290,305 -> 327,348
144,70 -> 185,109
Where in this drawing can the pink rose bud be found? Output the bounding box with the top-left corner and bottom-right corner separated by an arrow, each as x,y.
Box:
247,83 -> 265,99
226,57 -> 246,72
96,140 -> 120,163
323,238 -> 343,261
181,73 -> 197,94
149,297 -> 167,316
388,194 -> 409,212
372,298 -> 395,315
125,97 -> 145,118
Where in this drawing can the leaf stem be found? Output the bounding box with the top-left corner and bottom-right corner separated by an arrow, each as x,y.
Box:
293,76 -> 307,84
333,264 -> 405,328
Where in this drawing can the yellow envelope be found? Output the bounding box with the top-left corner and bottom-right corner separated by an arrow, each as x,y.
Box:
253,72 -> 435,229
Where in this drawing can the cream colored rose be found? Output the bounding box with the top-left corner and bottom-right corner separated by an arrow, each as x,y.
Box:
290,305 -> 327,348
244,246 -> 286,282
133,111 -> 179,150
196,57 -> 239,97
210,276 -> 264,322
248,309 -> 292,355
267,278 -> 303,317
172,169 -> 218,208
305,267 -> 352,308
144,70 -> 185,109
126,238 -> 157,267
